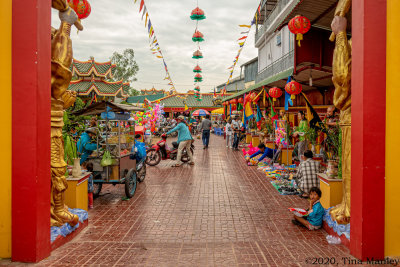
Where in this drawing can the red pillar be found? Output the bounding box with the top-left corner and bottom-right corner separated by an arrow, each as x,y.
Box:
351,0 -> 386,260
12,0 -> 52,262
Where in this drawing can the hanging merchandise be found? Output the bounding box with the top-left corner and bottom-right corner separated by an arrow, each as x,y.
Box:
192,50 -> 203,59
285,80 -> 303,99
193,65 -> 202,73
192,30 -> 204,42
288,15 -> 311,47
190,7 -> 206,20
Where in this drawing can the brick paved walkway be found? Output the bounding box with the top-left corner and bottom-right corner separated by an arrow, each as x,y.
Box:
14,136 -> 355,266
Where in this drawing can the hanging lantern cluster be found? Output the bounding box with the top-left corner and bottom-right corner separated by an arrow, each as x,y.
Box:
285,80 -> 302,99
191,4 -> 205,101
288,15 -> 311,47
68,0 -> 91,20
269,87 -> 282,102
193,65 -> 202,73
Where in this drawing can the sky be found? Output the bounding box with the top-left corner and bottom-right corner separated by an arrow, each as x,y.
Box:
51,0 -> 260,93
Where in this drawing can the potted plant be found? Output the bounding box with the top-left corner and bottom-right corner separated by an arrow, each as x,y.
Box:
305,128 -> 319,153
323,125 -> 341,178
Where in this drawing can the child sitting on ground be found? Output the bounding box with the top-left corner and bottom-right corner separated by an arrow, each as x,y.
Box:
292,187 -> 325,230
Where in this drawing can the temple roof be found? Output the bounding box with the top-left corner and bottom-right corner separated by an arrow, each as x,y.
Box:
154,93 -> 225,108
126,94 -> 165,104
140,87 -> 167,95
70,58 -> 116,79
68,80 -> 129,98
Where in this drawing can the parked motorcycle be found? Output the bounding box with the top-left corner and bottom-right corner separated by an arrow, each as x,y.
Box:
146,134 -> 194,166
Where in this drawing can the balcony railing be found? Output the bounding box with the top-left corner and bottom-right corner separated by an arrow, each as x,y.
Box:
255,0 -> 293,44
256,50 -> 294,83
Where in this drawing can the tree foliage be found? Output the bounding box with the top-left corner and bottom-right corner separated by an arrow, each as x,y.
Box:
110,49 -> 140,97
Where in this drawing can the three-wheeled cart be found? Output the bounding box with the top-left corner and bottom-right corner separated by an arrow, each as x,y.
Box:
73,101 -> 145,198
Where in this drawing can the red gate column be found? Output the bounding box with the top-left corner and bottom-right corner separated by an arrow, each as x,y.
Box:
351,0 -> 386,260
12,0 -> 52,262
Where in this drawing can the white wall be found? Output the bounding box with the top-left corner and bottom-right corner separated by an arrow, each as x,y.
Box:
257,25 -> 293,73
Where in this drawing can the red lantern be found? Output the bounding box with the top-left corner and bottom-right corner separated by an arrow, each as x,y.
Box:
288,15 -> 311,47
285,80 -> 302,99
269,87 -> 282,102
237,98 -> 243,104
68,0 -> 91,20
192,31 -> 204,42
230,99 -> 238,104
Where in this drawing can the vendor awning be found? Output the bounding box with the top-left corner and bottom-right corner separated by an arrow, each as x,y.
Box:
73,101 -> 144,116
223,68 -> 293,102
211,108 -> 224,114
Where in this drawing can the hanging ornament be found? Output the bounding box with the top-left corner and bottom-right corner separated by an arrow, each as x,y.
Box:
285,80 -> 302,100
192,50 -> 203,59
190,7 -> 206,20
192,31 -> 205,42
288,15 -> 311,47
194,74 -> 203,82
68,0 -> 91,20
268,87 -> 283,102
193,65 -> 202,73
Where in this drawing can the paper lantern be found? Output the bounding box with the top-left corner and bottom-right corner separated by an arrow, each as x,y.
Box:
193,65 -> 202,73
192,50 -> 203,59
194,86 -> 200,91
68,0 -> 91,20
190,7 -> 206,20
238,98 -> 243,104
230,99 -> 237,105
192,31 -> 204,42
285,80 -> 302,99
194,73 -> 203,82
288,15 -> 311,47
269,87 -> 282,102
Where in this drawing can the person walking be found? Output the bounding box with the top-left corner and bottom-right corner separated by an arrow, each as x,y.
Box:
231,116 -> 240,150
225,119 -> 233,148
199,114 -> 212,149
166,116 -> 194,167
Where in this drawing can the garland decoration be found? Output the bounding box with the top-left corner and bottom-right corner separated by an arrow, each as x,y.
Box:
191,1 -> 205,101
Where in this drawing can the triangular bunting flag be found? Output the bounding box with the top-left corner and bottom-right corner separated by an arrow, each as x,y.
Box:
139,0 -> 144,12
238,36 -> 247,40
239,24 -> 251,28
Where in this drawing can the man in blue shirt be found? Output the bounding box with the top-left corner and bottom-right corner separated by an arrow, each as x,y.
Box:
246,143 -> 278,163
166,116 -> 194,167
77,128 -> 98,165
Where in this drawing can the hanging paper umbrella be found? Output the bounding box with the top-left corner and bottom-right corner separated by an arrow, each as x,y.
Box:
192,31 -> 204,42
192,109 -> 210,116
192,50 -> 203,59
193,65 -> 202,73
190,7 -> 206,20
68,0 -> 91,20
288,15 -> 311,47
194,73 -> 203,82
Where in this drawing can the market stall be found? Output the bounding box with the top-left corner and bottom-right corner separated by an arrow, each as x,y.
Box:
73,101 -> 145,198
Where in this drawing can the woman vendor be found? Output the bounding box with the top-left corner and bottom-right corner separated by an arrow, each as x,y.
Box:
293,111 -> 309,162
77,127 -> 98,164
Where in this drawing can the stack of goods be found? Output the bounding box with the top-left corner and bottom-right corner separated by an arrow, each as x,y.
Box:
271,175 -> 300,195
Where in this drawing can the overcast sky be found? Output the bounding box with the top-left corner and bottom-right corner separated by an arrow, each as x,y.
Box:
52,0 -> 259,93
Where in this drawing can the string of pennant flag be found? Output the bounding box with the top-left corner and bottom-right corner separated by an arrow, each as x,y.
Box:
220,3 -> 263,96
134,0 -> 177,93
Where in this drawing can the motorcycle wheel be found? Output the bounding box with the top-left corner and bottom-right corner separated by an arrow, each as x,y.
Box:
146,148 -> 162,166
125,169 -> 137,198
181,148 -> 194,163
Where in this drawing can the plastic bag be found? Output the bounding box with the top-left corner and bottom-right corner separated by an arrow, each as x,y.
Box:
101,151 -> 113,167
326,235 -> 341,245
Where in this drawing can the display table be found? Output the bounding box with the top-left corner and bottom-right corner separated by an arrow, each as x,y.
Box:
251,135 -> 260,147
280,147 -> 294,165
245,133 -> 252,144
265,140 -> 275,149
318,173 -> 343,209
65,172 -> 91,211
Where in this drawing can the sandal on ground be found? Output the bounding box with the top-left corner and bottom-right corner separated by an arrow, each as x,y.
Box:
189,162 -> 195,165
172,164 -> 181,167
299,194 -> 309,199
292,219 -> 301,226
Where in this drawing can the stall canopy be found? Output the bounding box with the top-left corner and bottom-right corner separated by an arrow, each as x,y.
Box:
211,108 -> 224,114
73,101 -> 144,116
192,109 -> 210,116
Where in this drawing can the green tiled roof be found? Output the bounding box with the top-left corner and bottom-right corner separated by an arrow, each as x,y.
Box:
68,80 -> 129,97
70,59 -> 116,78
223,68 -> 293,101
159,94 -> 221,108
126,94 -> 165,104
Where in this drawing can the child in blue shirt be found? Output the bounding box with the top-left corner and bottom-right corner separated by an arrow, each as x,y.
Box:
292,187 -> 325,230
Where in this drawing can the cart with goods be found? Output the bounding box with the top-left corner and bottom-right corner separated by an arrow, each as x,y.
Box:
73,101 -> 145,198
